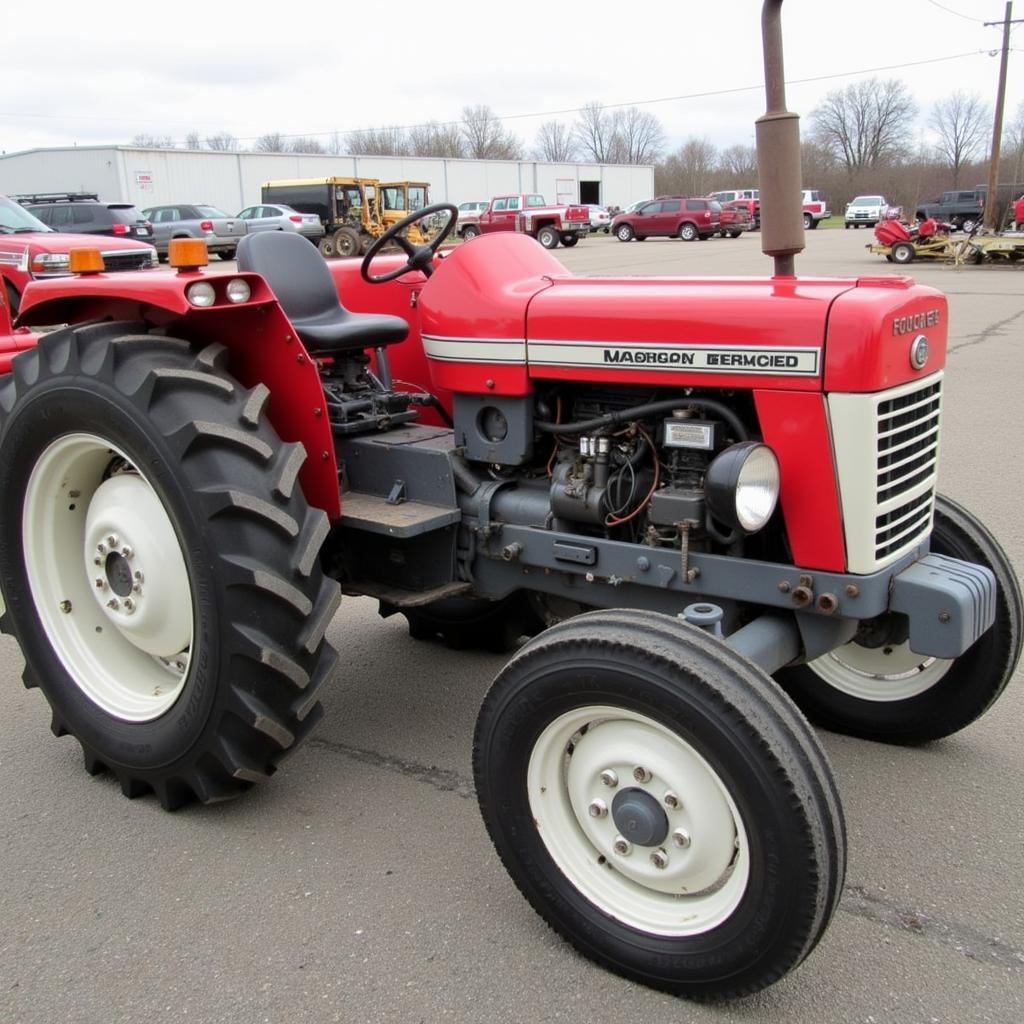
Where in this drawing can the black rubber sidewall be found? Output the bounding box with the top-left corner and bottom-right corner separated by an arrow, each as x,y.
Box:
0,381 -> 221,771
477,652 -> 817,992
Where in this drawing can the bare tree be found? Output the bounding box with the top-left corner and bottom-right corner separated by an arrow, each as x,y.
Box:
573,102 -> 619,163
616,107 -> 665,165
718,144 -> 758,181
289,136 -> 326,154
655,137 -> 719,196
132,133 -> 175,148
205,131 -> 239,152
254,132 -> 288,153
534,120 -> 577,162
344,126 -> 409,156
810,78 -> 917,175
929,92 -> 990,186
184,130 -> 202,149
460,105 -> 522,159
408,121 -> 465,158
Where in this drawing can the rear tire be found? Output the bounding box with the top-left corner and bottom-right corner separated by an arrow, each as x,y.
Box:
217,248 -> 236,261
460,224 -> 481,240
318,236 -> 337,258
679,223 -> 698,241
537,226 -> 559,249
560,233 -> 579,247
802,213 -> 813,230
0,323 -> 340,808
475,609 -> 845,999
334,227 -> 361,258
777,494 -> 1022,743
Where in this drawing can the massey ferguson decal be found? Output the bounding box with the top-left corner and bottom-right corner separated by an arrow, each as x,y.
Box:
892,309 -> 940,335
528,340 -> 820,377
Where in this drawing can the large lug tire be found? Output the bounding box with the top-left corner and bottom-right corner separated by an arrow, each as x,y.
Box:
318,235 -> 337,258
679,223 -> 699,241
777,494 -> 1022,744
536,226 -> 559,250
383,591 -> 546,653
560,233 -> 579,247
334,227 -> 361,258
891,241 -> 916,264
0,323 -> 341,808
615,224 -> 634,242
474,609 -> 845,999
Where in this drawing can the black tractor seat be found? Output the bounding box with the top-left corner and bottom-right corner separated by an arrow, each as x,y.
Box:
236,231 -> 409,355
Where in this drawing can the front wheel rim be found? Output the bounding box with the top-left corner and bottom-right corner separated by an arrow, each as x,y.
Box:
23,433 -> 195,721
528,705 -> 749,936
807,640 -> 952,701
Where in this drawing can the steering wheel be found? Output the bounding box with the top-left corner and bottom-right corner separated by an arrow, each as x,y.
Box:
360,202 -> 458,284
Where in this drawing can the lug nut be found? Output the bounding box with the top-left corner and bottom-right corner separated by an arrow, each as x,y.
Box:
651,849 -> 669,870
613,837 -> 632,856
599,769 -> 618,788
59,600 -> 72,614
95,578 -> 106,589
123,598 -> 135,614
97,543 -> 106,555
633,766 -> 652,784
588,799 -> 608,818
134,571 -> 144,583
132,583 -> 142,594
107,535 -> 118,547
93,556 -> 102,566
664,791 -> 681,809
107,599 -> 120,611
672,829 -> 691,849
121,546 -> 133,559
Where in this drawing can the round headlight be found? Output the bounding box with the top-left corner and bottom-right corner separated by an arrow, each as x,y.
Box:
705,442 -> 781,534
225,278 -> 251,304
186,281 -> 216,307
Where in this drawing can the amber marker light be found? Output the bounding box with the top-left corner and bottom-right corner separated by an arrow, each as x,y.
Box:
169,238 -> 209,270
68,248 -> 105,274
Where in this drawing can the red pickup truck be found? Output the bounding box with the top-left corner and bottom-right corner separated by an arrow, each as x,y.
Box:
477,193 -> 590,249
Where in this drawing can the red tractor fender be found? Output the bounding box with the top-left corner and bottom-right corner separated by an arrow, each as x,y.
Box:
16,271 -> 341,518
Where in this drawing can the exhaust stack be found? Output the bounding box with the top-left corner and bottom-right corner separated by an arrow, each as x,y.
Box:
756,0 -> 804,276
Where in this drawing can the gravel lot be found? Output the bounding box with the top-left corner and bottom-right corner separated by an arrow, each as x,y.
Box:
2,227 -> 1022,1024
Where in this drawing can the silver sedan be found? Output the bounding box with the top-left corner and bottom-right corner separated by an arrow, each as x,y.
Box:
237,203 -> 324,243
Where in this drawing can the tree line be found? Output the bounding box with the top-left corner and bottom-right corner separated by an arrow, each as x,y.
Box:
132,80 -> 1024,213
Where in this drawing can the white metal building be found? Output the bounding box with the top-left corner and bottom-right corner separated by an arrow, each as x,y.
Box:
0,147 -> 654,213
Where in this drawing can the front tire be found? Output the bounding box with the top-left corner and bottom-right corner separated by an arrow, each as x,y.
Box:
475,609 -> 845,999
0,324 -> 340,807
334,227 -> 361,258
777,494 -> 1022,743
615,224 -> 635,242
460,224 -> 481,240
679,223 -> 698,241
891,241 -> 915,264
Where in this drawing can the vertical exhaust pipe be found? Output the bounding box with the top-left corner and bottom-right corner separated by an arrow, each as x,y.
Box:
756,0 -> 804,276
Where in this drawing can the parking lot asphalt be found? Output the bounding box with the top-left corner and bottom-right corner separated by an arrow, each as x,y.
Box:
2,228 -> 1022,1024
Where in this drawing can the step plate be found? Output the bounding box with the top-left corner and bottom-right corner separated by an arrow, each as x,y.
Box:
341,491 -> 461,538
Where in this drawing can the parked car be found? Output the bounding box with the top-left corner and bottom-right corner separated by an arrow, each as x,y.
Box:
844,196 -> 900,229
586,205 -> 612,233
18,193 -> 153,242
237,203 -> 324,243
139,204 -> 248,260
456,201 -> 489,239
717,200 -> 753,237
1,194 -> 155,316
801,189 -> 831,229
611,197 -> 721,242
709,188 -> 760,228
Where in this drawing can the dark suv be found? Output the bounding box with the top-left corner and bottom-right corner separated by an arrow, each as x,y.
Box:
611,197 -> 721,242
18,193 -> 153,242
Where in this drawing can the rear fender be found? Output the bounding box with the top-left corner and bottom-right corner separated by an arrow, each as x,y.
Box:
17,272 -> 340,518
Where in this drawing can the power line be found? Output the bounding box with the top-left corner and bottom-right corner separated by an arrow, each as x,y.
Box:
925,0 -> 984,23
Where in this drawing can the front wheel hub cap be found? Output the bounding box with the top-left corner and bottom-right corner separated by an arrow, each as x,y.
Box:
611,787 -> 669,847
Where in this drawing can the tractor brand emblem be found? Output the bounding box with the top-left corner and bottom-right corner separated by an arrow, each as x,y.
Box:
892,309 -> 940,336
910,334 -> 929,370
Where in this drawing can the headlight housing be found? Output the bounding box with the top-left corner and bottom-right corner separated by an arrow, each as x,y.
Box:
705,442 -> 781,534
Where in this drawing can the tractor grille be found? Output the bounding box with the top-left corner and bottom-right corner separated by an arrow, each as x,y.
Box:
100,250 -> 155,272
828,373 -> 943,574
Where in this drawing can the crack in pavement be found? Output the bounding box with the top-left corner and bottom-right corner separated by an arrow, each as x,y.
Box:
947,308 -> 1024,354
308,736 -> 1024,969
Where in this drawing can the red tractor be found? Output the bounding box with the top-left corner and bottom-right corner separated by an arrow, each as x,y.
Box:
0,2 -> 1019,1001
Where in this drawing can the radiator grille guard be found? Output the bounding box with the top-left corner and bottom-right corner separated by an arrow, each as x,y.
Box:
828,372 -> 943,574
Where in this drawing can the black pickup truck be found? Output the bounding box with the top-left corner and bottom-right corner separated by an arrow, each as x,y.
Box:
915,189 -> 984,231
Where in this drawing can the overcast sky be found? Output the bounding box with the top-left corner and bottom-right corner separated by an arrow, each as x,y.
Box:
1,0 -> 1021,158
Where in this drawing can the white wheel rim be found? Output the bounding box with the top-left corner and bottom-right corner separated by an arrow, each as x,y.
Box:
806,639 -> 952,702
528,706 -> 749,936
23,433 -> 194,721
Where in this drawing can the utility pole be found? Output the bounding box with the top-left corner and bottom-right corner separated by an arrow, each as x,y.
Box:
983,2 -> 1023,230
